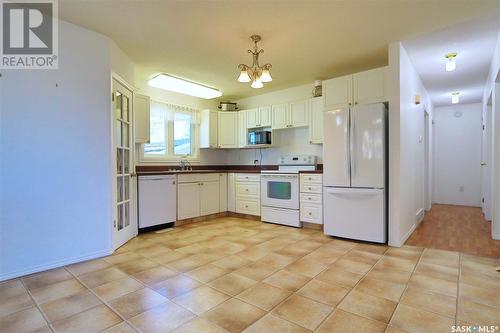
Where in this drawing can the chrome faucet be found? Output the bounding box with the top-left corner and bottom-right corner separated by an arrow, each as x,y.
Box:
179,159 -> 192,171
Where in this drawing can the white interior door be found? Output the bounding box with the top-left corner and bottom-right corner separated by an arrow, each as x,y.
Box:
481,101 -> 492,220
323,108 -> 350,187
350,103 -> 385,188
112,79 -> 137,250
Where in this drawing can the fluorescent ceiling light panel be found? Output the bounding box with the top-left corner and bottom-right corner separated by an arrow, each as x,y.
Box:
148,74 -> 222,99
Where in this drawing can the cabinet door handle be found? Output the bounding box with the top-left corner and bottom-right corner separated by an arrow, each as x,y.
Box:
308,212 -> 312,216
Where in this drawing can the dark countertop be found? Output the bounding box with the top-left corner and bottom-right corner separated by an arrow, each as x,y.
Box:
136,169 -> 263,176
136,164 -> 323,176
136,169 -> 323,176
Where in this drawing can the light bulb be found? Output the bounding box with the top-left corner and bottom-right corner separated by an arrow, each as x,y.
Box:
451,92 -> 459,104
237,70 -> 251,83
445,53 -> 457,72
251,78 -> 263,89
260,69 -> 272,82
446,58 -> 456,72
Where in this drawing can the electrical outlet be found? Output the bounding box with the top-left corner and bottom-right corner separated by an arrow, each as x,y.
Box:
254,159 -> 259,166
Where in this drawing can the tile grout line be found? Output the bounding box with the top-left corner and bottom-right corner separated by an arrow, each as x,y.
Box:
315,244 -> 395,332
63,265 -> 149,333
18,277 -> 56,333
382,247 -> 425,333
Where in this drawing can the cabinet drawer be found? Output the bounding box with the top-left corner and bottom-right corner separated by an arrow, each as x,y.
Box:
300,183 -> 322,193
236,173 -> 260,182
300,174 -> 322,184
236,198 -> 260,216
300,193 -> 322,204
300,204 -> 323,224
236,182 -> 259,196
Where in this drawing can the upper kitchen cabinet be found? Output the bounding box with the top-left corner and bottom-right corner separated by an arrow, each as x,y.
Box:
323,74 -> 352,110
217,111 -> 239,148
245,106 -> 271,128
272,100 -> 308,129
238,111 -> 247,148
200,109 -> 218,149
246,108 -> 259,128
309,97 -> 323,144
133,94 -> 150,143
289,99 -> 309,128
353,66 -> 388,105
271,103 -> 289,129
323,66 -> 388,110
258,106 -> 272,127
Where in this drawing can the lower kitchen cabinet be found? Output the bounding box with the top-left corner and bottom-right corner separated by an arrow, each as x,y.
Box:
177,182 -> 201,220
235,173 -> 261,216
300,173 -> 323,224
177,173 -> 220,220
219,173 -> 228,212
200,180 -> 220,216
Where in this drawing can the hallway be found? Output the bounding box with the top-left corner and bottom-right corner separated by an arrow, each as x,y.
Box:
406,204 -> 500,258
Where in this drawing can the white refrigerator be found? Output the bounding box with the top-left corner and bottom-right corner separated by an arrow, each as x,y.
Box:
323,103 -> 387,243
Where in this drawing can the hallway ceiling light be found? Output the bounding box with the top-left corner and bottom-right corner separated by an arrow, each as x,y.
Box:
445,52 -> 457,72
148,74 -> 222,99
237,35 -> 272,89
451,92 -> 460,104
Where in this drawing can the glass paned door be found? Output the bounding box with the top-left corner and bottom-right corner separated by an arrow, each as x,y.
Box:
113,79 -> 136,249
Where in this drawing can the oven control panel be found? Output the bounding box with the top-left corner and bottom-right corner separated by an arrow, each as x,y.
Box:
278,155 -> 316,166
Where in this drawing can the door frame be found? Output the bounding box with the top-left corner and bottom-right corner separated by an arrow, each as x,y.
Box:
424,108 -> 432,211
481,94 -> 493,221
110,73 -> 138,251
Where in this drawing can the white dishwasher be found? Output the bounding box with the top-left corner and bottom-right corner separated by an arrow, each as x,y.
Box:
138,174 -> 177,230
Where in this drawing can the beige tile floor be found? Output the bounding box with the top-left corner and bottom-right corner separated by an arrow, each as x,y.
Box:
1,217 -> 499,333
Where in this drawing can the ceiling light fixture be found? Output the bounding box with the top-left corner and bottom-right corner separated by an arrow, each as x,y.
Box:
237,35 -> 272,89
445,52 -> 457,72
148,74 -> 222,99
451,92 -> 460,104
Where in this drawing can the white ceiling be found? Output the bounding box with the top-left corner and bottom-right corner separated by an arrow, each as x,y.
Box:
403,13 -> 500,107
58,1 -> 500,100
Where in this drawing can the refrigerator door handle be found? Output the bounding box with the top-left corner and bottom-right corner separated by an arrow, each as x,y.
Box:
325,190 -> 379,198
346,108 -> 351,183
350,107 -> 356,182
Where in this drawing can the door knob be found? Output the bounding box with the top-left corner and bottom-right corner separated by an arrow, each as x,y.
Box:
481,162 -> 487,166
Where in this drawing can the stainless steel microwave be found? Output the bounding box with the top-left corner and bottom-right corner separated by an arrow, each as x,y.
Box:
248,130 -> 272,145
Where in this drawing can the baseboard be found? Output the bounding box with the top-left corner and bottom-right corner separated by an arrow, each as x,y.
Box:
493,232 -> 500,240
396,223 -> 417,247
0,248 -> 113,282
415,208 -> 425,225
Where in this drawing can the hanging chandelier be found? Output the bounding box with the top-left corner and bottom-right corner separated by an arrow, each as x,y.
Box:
237,35 -> 272,89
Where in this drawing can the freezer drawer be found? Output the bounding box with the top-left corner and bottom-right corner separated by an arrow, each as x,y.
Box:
323,187 -> 386,243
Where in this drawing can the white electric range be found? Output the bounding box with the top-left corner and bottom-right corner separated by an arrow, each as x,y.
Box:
261,155 -> 317,227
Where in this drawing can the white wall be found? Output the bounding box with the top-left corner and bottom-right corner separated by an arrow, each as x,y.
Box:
0,21 -> 114,280
433,103 -> 482,206
229,83 -> 322,165
388,42 -> 434,246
